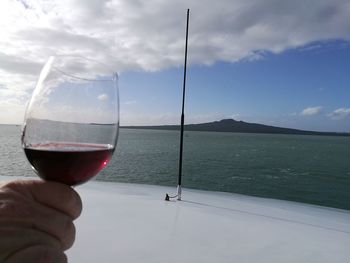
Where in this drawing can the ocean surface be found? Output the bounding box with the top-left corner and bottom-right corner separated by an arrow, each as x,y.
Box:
1,124 -> 349,210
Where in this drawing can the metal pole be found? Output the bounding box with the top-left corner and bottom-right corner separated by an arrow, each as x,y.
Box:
177,9 -> 190,201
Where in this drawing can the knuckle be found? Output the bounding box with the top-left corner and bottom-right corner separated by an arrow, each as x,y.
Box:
0,199 -> 31,218
66,188 -> 83,219
1,180 -> 21,189
36,246 -> 67,263
1,180 -> 27,192
61,217 -> 76,250
3,240 -> 65,263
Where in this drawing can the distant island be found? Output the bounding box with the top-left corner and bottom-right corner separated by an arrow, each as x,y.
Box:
121,119 -> 350,137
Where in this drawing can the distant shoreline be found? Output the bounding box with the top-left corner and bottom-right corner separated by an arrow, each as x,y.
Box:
121,119 -> 350,137
1,121 -> 349,137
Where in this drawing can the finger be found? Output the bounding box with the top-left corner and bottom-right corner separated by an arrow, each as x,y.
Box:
0,227 -> 61,261
32,210 -> 76,250
0,205 -> 76,251
32,208 -> 76,250
0,186 -> 76,250
4,180 -> 82,219
5,245 -> 67,263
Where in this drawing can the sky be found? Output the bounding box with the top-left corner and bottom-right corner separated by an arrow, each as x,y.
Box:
0,0 -> 350,132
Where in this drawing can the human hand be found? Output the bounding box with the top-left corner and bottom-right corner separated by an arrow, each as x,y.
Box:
0,179 -> 82,263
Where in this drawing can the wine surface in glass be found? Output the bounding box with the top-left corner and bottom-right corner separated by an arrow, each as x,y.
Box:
24,142 -> 114,186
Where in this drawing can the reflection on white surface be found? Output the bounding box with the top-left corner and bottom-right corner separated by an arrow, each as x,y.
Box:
67,180 -> 350,263
1,176 -> 349,262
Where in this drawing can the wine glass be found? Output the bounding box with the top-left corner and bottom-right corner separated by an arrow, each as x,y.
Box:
22,55 -> 119,186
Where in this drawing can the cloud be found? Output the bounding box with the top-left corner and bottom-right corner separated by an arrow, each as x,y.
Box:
0,52 -> 42,75
124,100 -> 137,105
97,93 -> 108,101
300,106 -> 322,116
0,98 -> 26,124
327,108 -> 350,120
229,113 -> 241,120
1,0 -> 350,123
2,0 -> 350,74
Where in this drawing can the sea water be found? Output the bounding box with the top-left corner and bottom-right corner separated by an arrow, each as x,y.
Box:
1,125 -> 349,210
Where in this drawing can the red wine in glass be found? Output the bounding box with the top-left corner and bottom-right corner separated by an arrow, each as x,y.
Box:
24,142 -> 114,186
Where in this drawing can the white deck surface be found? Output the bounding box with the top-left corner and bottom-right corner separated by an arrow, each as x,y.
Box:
1,176 -> 350,262
68,180 -> 350,263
